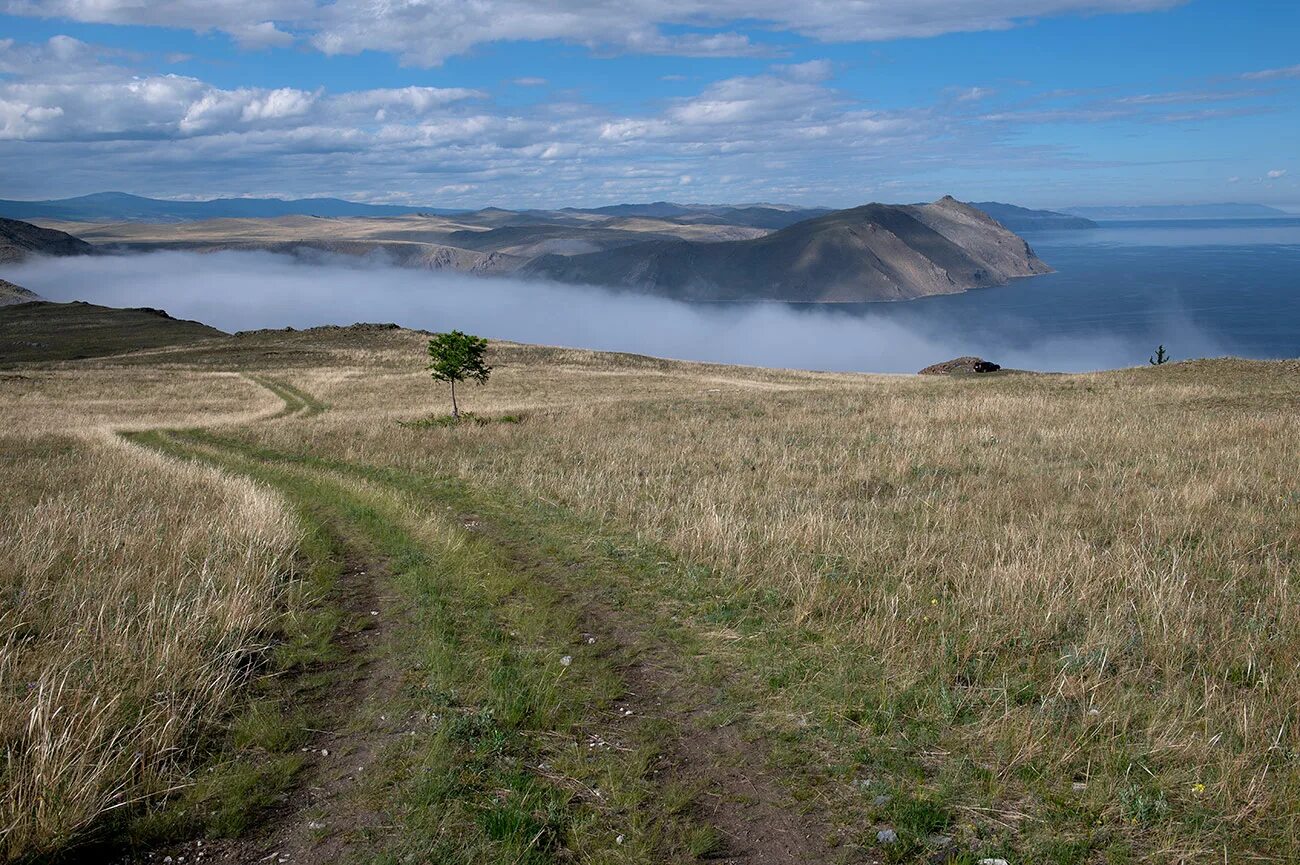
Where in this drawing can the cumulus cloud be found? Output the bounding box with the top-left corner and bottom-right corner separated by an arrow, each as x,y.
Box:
0,34 -> 952,203
3,0 -> 1185,64
1266,169 -> 1287,179
0,24 -> 1273,207
0,44 -> 484,142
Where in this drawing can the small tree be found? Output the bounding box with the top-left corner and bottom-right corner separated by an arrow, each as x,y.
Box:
1149,345 -> 1170,366
427,330 -> 491,418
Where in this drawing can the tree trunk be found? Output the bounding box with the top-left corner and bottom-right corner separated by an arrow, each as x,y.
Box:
450,379 -> 459,418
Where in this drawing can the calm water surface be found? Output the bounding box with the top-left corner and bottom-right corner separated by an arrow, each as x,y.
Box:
841,218 -> 1300,361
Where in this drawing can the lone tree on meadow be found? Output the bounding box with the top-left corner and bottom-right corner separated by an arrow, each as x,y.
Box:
427,330 -> 491,418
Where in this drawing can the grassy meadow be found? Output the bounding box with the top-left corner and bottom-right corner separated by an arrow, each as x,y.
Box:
1,322 -> 1297,863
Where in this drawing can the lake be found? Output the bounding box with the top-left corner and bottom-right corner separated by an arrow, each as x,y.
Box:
840,217 -> 1300,365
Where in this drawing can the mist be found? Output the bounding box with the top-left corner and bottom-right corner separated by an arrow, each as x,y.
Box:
8,250 -> 1232,373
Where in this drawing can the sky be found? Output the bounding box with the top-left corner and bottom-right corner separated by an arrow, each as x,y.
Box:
0,0 -> 1296,209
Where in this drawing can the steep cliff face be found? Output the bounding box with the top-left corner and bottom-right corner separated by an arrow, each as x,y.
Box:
522,197 -> 1052,302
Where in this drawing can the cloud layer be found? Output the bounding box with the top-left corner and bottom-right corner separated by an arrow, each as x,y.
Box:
8,249 -> 1247,374
4,0 -> 1182,64
4,27 -> 1291,208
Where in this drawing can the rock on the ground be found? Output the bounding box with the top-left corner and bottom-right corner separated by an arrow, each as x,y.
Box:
877,828 -> 899,845
918,356 -> 1003,375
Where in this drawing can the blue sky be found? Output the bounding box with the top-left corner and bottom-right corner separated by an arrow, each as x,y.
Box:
0,0 -> 1295,209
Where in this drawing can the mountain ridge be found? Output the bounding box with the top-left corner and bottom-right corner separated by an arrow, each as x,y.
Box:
523,196 -> 1051,302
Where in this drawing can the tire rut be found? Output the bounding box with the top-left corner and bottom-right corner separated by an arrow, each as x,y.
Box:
465,513 -> 872,865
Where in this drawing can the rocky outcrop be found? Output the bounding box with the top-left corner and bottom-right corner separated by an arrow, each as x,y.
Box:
918,356 -> 1003,375
0,278 -> 41,305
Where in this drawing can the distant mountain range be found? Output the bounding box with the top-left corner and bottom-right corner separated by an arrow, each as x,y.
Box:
524,197 -> 1051,302
0,191 -> 465,222
970,202 -> 1096,231
1063,203 -> 1293,220
1,196 -> 1059,302
0,192 -> 829,229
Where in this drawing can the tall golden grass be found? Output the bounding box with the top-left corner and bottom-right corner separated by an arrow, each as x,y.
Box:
4,329 -> 1298,859
233,337 -> 1300,857
0,370 -> 297,860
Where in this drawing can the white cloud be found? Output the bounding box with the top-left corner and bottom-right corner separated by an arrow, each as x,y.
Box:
0,47 -> 484,141
1241,64 -> 1300,81
1267,169 -> 1287,179
953,86 -> 996,101
513,77 -> 547,87
2,0 -> 1186,64
227,21 -> 296,49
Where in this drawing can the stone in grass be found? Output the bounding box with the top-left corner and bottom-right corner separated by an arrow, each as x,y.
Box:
979,859 -> 1011,865
877,828 -> 899,845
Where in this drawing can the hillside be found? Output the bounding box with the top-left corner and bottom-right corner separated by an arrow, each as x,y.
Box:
0,300 -> 224,362
2,310 -> 1296,864
0,217 -> 96,263
22,198 -> 1055,302
0,278 -> 40,305
523,196 -> 1051,301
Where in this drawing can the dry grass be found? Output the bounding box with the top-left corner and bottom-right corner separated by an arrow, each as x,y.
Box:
206,331 -> 1299,859
0,372 -> 298,859
4,326 -> 1298,860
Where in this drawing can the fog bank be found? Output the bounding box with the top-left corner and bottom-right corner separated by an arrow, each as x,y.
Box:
8,251 -> 1231,373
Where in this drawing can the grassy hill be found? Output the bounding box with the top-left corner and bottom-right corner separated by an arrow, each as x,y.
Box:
2,308 -> 1297,863
0,300 -> 225,363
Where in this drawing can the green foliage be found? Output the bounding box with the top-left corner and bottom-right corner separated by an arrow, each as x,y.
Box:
1119,783 -> 1170,825
427,330 -> 492,417
1149,344 -> 1170,365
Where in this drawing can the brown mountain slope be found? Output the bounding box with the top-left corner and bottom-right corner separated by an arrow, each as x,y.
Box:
0,278 -> 41,306
522,196 -> 1052,301
0,217 -> 96,264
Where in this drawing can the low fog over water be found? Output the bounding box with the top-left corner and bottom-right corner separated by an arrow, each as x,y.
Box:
9,249 -> 1251,373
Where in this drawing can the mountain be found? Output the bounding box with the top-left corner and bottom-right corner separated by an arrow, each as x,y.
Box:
0,192 -> 466,223
0,278 -> 41,306
523,196 -> 1051,302
970,202 -> 1097,231
564,202 -> 831,229
1063,203 -> 1292,220
0,217 -> 96,263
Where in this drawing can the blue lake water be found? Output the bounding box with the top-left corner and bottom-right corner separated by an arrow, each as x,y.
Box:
834,218 -> 1300,364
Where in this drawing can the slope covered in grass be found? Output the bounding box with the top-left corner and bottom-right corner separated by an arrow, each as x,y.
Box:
3,319 -> 1297,863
